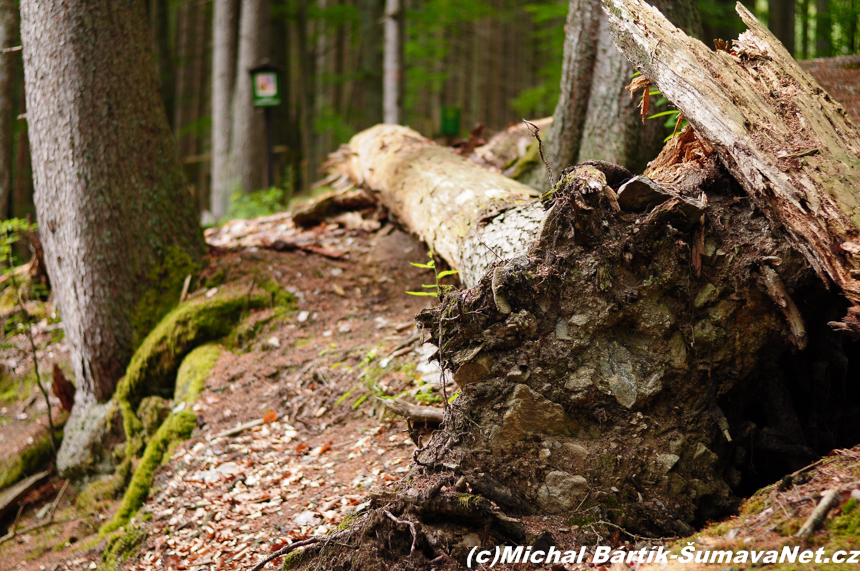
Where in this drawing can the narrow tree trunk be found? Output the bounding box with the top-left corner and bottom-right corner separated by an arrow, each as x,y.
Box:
545,0 -> 601,180
383,0 -> 400,124
816,0 -> 832,57
295,0 -> 315,192
0,0 -> 16,220
211,0 -> 239,219
20,0 -> 204,474
768,0 -> 795,55
230,0 -> 270,195
358,0 -> 383,128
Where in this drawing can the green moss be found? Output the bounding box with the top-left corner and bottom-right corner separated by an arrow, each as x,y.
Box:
174,343 -> 222,405
282,547 -> 313,570
136,396 -> 170,439
100,524 -> 147,571
75,460 -> 132,513
100,411 -> 197,534
131,246 -> 202,349
116,289 -> 266,453
0,427 -> 61,489
829,499 -> 860,536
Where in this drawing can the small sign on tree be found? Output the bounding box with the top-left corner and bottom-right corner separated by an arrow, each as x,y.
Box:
250,63 -> 282,108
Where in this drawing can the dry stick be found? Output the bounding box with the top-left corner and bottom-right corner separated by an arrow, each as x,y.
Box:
7,251 -> 56,456
384,510 -> 419,556
247,531 -> 351,571
796,488 -> 840,539
0,513 -> 95,546
47,480 -> 69,521
523,119 -> 554,187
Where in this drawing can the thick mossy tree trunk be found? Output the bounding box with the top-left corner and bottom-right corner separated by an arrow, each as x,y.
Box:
20,0 -> 205,475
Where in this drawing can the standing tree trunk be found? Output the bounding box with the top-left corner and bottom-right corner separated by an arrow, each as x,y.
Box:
544,0 -> 601,182
20,0 -> 205,475
383,0 -> 400,124
545,0 -> 700,186
229,0 -> 270,195
768,0 -> 795,55
0,0 -> 16,220
211,0 -> 239,219
816,0 -> 832,57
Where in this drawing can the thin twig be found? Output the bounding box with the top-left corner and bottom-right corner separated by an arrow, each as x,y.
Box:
524,119 -> 554,187
7,249 -> 56,456
0,513 -> 95,546
384,510 -> 419,556
1,45 -> 21,53
796,488 -> 840,539
48,480 -> 70,521
481,242 -> 503,261
247,530 -> 350,571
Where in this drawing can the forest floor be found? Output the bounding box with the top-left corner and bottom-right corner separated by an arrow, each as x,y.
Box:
1,200 -> 860,571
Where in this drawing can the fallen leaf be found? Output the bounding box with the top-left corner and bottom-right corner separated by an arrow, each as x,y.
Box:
263,410 -> 278,424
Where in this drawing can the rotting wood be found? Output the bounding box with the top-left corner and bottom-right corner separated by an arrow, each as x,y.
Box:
330,125 -> 542,288
602,0 -> 860,333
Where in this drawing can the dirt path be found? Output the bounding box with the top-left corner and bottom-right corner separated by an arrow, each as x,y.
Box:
0,216 -> 443,570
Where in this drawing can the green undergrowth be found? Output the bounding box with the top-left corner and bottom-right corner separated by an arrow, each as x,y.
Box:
100,410 -> 196,534
116,288 -> 267,456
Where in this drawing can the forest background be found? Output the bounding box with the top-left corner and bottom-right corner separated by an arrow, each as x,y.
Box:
0,0 -> 858,228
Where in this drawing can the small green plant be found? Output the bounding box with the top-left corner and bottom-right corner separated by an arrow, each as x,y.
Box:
406,250 -> 458,298
226,186 -> 288,221
1,219 -> 57,456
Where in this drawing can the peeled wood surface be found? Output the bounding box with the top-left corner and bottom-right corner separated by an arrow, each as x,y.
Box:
332,124 -> 540,287
603,0 -> 860,322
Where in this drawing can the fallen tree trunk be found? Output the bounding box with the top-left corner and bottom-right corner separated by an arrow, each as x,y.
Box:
288,7 -> 860,571
602,0 -> 860,333
331,125 -> 543,288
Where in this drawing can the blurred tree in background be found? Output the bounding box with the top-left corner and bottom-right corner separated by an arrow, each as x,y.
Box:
0,0 -> 857,225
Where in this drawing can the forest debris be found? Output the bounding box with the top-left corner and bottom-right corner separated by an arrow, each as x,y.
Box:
292,187 -> 376,228
604,0 -> 860,332
209,418 -> 265,440
0,470 -> 49,520
51,364 -> 75,412
625,75 -> 652,122
760,265 -> 808,349
381,398 -> 444,425
795,488 -> 840,539
617,176 -> 706,222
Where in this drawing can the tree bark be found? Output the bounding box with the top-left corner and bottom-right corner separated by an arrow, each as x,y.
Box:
229,0 -> 270,195
331,124 -> 540,287
211,0 -> 239,219
20,0 -> 204,474
382,0 -> 400,124
816,0 -> 832,57
0,0 -> 16,220
545,0 -> 602,181
545,0 -> 701,185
